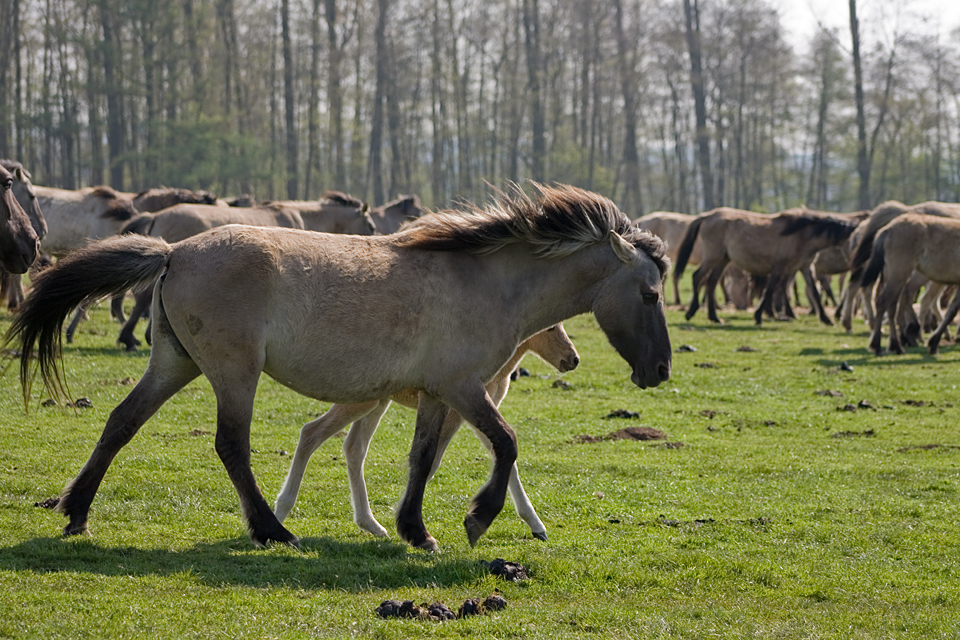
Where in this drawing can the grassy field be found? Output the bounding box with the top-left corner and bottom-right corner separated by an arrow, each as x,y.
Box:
1,294 -> 960,639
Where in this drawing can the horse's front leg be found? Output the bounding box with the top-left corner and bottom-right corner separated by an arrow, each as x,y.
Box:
754,274 -> 782,325
395,394 -> 450,551
446,388 -> 518,547
927,286 -> 960,355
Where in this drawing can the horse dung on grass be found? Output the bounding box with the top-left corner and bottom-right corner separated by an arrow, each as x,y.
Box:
5,183 -> 670,551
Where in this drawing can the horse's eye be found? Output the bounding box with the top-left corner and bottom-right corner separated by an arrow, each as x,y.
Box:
1,179 -> 12,190
642,292 -> 659,305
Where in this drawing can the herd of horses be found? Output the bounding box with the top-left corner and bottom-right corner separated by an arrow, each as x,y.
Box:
1,157 -> 958,550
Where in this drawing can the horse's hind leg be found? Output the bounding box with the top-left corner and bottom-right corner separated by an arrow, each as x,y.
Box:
753,274 -> 783,325
927,287 -> 960,355
684,265 -> 707,320
117,286 -> 154,352
274,400 -> 381,524
110,293 -> 127,323
56,332 -> 201,536
704,266 -> 726,324
341,400 -> 392,536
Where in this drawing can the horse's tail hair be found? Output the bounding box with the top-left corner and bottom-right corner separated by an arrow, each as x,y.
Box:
860,229 -> 888,289
3,234 -> 172,404
119,212 -> 156,236
674,215 -> 705,280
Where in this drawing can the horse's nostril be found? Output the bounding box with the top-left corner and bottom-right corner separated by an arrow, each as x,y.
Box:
658,363 -> 671,381
567,355 -> 580,371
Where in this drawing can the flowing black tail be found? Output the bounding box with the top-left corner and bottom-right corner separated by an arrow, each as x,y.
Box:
3,234 -> 172,403
859,229 -> 888,290
673,214 -> 706,281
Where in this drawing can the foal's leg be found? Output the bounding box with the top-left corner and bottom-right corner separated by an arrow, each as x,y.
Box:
56,330 -> 201,536
802,267 -> 833,326
117,287 -> 154,352
870,276 -> 906,356
927,286 -> 960,355
273,400 -> 380,524
341,400 -> 392,536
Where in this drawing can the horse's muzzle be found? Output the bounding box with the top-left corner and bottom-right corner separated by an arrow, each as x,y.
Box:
631,362 -> 670,389
559,355 -> 580,372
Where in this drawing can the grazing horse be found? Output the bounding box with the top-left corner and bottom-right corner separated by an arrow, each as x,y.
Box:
0,160 -> 47,309
6,184 -> 670,550
274,324 -> 580,541
861,213 -> 960,356
0,163 -> 41,275
675,207 -> 859,325
369,194 -> 423,234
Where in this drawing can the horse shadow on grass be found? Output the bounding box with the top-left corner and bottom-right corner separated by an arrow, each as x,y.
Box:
0,534 -> 486,591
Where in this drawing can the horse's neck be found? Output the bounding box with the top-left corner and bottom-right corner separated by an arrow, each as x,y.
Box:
491,243 -> 612,339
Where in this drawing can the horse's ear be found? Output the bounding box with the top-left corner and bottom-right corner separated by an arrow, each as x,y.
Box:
13,166 -> 30,181
609,230 -> 639,264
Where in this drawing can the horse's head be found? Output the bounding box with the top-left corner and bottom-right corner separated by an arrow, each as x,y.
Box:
592,230 -> 672,389
4,162 -> 47,240
524,323 -> 580,373
0,164 -> 41,274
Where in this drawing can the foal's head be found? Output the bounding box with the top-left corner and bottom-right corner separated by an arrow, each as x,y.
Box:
523,323 -> 580,373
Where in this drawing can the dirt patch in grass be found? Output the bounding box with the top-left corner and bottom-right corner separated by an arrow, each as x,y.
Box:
482,558 -> 529,582
574,426 -> 668,443
34,497 -> 60,509
897,444 -> 960,453
830,429 -> 875,438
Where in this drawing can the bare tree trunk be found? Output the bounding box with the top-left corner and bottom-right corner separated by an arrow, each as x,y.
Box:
369,0 -> 390,204
281,0 -> 298,199
849,0 -> 869,210
325,0 -> 345,189
429,0 -> 446,204
522,0 -> 544,181
99,0 -> 124,188
183,0 -> 204,115
612,0 -> 642,215
306,0 -> 321,197
683,0 -> 713,210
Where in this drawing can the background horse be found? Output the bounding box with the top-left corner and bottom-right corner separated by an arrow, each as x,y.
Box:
861,213 -> 960,356
6,184 -> 669,551
368,194 -> 423,234
675,207 -> 858,325
274,324 -> 580,541
261,192 -> 377,235
0,163 -> 41,275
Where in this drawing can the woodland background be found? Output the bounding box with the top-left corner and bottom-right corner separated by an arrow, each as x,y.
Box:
1,0 -> 959,215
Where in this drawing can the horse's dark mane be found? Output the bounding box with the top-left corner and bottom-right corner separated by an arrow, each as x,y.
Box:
396,184 -> 668,275
778,213 -> 858,244
322,191 -> 365,209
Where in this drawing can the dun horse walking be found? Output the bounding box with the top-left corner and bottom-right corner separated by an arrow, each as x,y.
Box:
6,184 -> 670,550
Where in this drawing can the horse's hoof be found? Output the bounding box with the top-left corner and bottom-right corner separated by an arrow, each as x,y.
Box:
251,527 -> 300,549
464,514 -> 489,547
411,535 -> 439,552
532,530 -> 548,541
62,522 -> 89,537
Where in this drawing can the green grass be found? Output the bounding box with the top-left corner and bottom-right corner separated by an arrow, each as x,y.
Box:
2,295 -> 960,638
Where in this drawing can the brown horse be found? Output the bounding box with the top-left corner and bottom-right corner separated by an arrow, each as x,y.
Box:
6,184 -> 670,550
635,211 -> 701,305
0,164 -> 42,275
675,207 -> 858,325
274,323 -> 580,541
369,194 -> 423,234
130,187 -> 219,212
861,213 -> 960,356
